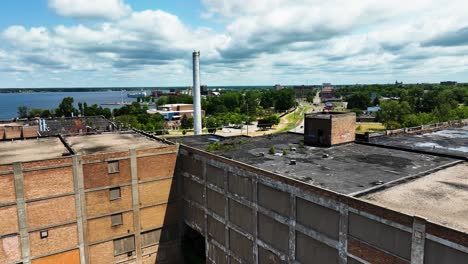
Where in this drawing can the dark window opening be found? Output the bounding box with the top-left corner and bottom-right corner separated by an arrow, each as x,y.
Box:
40,230 -> 48,239
182,224 -> 206,264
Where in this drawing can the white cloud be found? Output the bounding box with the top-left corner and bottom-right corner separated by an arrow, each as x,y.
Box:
2,0 -> 468,86
48,0 -> 131,20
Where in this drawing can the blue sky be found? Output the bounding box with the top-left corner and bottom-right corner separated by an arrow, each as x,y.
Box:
0,0 -> 468,88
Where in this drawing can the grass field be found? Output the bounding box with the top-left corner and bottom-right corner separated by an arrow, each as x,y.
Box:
356,122 -> 386,134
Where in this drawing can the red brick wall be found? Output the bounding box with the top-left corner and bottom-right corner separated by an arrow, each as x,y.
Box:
89,241 -> 114,264
22,126 -> 38,138
140,203 -> 179,231
331,114 -> 355,145
83,159 -> 131,189
0,235 -> 20,263
0,174 -> 16,205
137,154 -> 176,180
29,224 -> 78,257
27,195 -> 76,229
0,206 -> 18,235
85,186 -> 133,217
23,167 -> 74,200
87,212 -> 134,243
4,127 -> 22,139
139,179 -> 174,206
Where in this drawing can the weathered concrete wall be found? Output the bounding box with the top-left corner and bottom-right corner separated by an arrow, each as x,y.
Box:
179,145 -> 468,264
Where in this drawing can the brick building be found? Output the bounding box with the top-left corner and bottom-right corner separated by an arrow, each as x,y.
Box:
304,112 -> 356,147
0,132 -> 180,264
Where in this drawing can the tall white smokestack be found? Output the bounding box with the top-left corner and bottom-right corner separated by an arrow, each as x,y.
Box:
192,51 -> 202,135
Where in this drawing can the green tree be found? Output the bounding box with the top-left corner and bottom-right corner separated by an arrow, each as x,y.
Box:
377,100 -> 412,128
346,92 -> 371,110
56,97 -> 77,117
274,88 -> 295,112
17,106 -> 28,118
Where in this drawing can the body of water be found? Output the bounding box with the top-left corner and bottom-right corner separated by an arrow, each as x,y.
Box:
0,91 -> 140,119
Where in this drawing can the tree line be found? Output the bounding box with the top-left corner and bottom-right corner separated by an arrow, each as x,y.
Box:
342,83 -> 468,129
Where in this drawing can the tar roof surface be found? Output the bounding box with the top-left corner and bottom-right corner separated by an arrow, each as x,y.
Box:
369,126 -> 468,158
0,137 -> 69,164
66,133 -> 168,155
174,133 -> 457,194
364,163 -> 468,233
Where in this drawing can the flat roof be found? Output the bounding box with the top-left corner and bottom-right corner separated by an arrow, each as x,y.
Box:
65,133 -> 168,155
0,137 -> 70,164
173,133 -> 456,194
369,126 -> 468,158
364,163 -> 468,233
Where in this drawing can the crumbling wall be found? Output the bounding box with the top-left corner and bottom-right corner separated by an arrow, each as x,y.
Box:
178,145 -> 468,264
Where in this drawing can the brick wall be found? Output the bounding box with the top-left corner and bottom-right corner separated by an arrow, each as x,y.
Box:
29,224 -> 78,257
27,195 -> 76,229
0,235 -> 21,263
85,186 -> 133,217
0,174 -> 15,204
87,212 -> 134,243
331,114 -> 356,145
83,159 -> 132,189
0,206 -> 19,235
23,167 -> 74,200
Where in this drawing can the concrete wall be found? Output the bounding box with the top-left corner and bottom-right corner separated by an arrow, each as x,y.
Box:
178,145 -> 468,264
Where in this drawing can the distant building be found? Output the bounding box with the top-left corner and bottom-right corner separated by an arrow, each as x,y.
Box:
440,81 -> 457,86
274,84 -> 283,90
367,106 -> 381,113
320,86 -> 342,102
148,104 -> 205,121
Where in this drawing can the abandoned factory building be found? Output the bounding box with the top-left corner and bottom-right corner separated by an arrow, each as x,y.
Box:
1,115 -> 468,264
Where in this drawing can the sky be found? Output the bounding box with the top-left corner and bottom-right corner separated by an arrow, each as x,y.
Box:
0,0 -> 468,88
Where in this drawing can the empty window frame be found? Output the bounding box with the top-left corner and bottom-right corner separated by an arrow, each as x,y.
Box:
111,213 -> 123,226
109,187 -> 121,201
113,235 -> 135,256
108,160 -> 119,174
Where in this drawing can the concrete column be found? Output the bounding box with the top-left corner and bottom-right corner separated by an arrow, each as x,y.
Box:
224,170 -> 231,264
252,176 -> 259,264
72,156 -> 87,264
201,160 -> 209,260
288,194 -> 296,262
338,203 -> 349,264
411,217 -> 426,264
130,149 -> 142,263
13,162 -> 31,264
192,51 -> 202,135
